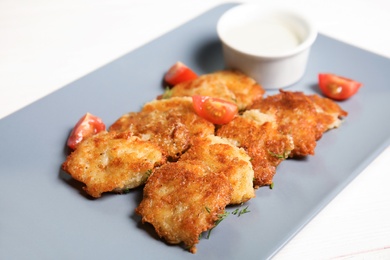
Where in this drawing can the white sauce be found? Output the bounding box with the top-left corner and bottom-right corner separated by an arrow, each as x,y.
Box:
224,18 -> 301,55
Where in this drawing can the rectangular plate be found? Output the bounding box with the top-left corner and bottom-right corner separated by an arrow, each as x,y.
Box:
1,3 -> 390,259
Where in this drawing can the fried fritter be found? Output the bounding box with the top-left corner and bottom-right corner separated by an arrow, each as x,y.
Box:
141,96 -> 195,113
211,70 -> 265,109
250,90 -> 320,157
136,160 -> 232,253
217,110 -> 294,188
179,135 -> 255,204
109,97 -> 215,160
309,94 -> 348,138
62,131 -> 166,198
169,76 -> 236,103
169,70 -> 264,110
250,91 -> 348,157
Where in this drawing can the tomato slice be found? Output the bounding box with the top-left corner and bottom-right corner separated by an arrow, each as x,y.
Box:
318,73 -> 362,101
67,113 -> 106,149
164,61 -> 198,86
192,95 -> 238,125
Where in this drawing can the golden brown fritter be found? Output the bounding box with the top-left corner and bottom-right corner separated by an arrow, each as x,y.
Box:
109,97 -> 215,160
250,90 -> 320,157
211,70 -> 265,110
217,110 -> 294,188
179,135 -> 255,204
250,91 -> 348,157
169,76 -> 236,104
141,96 -> 194,113
136,160 -> 232,253
110,110 -> 190,160
168,70 -> 264,110
309,94 -> 348,138
62,131 -> 166,198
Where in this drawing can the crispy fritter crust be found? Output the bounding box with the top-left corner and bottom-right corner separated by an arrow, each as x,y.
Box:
250,91 -> 348,157
170,70 -> 264,110
250,90 -> 320,157
141,97 -> 194,113
109,97 -> 215,160
309,94 -> 348,138
170,76 -> 236,103
217,110 -> 294,188
136,161 -> 232,253
62,131 -> 166,198
211,70 -> 265,110
179,135 -> 255,204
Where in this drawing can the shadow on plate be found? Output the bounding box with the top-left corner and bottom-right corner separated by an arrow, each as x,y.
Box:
58,167 -> 94,200
309,83 -> 322,94
193,38 -> 225,73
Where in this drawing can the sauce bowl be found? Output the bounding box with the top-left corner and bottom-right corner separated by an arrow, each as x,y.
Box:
217,4 -> 318,89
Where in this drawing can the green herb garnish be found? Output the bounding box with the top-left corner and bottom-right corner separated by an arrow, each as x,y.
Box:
268,150 -> 289,159
205,205 -> 250,239
207,211 -> 229,239
161,87 -> 173,99
144,169 -> 153,179
231,205 -> 250,217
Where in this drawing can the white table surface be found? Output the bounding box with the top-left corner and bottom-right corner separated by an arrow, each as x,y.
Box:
1,0 -> 389,259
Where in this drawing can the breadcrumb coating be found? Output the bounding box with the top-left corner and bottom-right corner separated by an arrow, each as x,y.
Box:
62,131 -> 166,198
136,161 -> 232,253
179,135 -> 255,204
217,110 -> 294,187
250,90 -> 348,157
110,97 -> 214,160
250,90 -> 321,157
169,70 -> 264,110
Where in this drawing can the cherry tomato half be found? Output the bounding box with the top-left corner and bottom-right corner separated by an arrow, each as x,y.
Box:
192,95 -> 238,125
67,112 -> 106,150
318,73 -> 362,101
164,61 -> 198,86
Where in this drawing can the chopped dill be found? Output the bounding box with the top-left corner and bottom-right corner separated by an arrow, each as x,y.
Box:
231,205 -> 250,217
121,188 -> 131,194
268,150 -> 289,159
205,205 -> 250,239
144,169 -> 153,179
238,206 -> 250,216
161,87 -> 173,99
206,211 -> 229,239
231,208 -> 239,215
215,211 -> 229,225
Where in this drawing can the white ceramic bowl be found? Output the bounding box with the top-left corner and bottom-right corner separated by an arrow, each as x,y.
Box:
217,4 -> 317,89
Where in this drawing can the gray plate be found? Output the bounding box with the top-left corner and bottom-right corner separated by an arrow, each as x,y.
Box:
1,3 -> 390,260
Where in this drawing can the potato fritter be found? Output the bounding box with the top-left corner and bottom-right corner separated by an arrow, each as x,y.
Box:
169,76 -> 236,104
250,90 -> 321,157
210,70 -> 265,110
62,131 -> 166,198
109,97 -> 215,160
136,160 -> 232,253
217,110 -> 294,188
250,91 -> 348,157
169,70 -> 264,110
309,94 -> 348,138
141,96 -> 195,113
179,135 -> 255,204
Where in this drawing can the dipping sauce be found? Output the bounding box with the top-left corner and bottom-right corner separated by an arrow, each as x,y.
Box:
223,19 -> 302,55
217,5 -> 317,89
